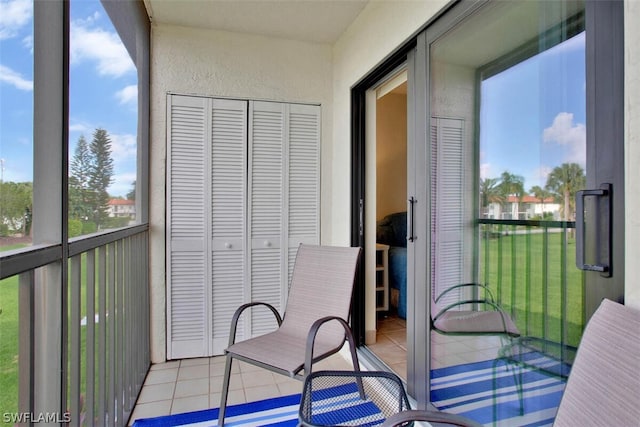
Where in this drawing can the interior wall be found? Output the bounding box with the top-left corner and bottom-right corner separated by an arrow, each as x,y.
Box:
376,92 -> 408,220
331,1 -> 449,246
149,24 -> 332,362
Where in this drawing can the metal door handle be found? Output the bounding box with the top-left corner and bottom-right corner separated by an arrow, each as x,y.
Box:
576,183 -> 611,276
408,197 -> 416,242
359,199 -> 364,237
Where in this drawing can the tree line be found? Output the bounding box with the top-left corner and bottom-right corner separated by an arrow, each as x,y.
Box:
68,128 -> 116,235
0,128 -> 134,238
480,162 -> 585,221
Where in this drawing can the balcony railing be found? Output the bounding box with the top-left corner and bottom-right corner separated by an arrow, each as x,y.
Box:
478,219 -> 584,360
0,225 -> 150,426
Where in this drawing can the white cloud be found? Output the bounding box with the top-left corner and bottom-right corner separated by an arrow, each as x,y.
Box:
480,163 -> 492,180
531,165 -> 553,187
110,132 -> 137,162
0,0 -> 32,40
0,64 -> 32,90
543,112 -> 586,165
108,171 -> 137,197
69,121 -> 92,135
115,84 -> 138,105
70,16 -> 134,77
22,34 -> 32,52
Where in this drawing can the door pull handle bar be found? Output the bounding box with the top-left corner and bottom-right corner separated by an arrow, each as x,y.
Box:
408,197 -> 416,242
575,183 -> 611,276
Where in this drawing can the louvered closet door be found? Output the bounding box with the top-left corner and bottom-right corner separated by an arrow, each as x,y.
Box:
167,95 -> 210,359
287,104 -> 321,289
168,96 -> 320,357
248,101 -> 285,337
431,117 -> 465,307
210,99 -> 248,355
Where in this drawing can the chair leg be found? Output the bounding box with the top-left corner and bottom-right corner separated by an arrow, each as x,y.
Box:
218,355 -> 233,427
516,364 -> 524,415
345,331 -> 366,400
346,334 -> 360,372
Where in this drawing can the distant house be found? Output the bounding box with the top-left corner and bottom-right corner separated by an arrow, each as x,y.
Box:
107,198 -> 136,219
485,195 -> 560,220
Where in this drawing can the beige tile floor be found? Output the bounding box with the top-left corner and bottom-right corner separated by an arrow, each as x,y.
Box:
368,315 -> 505,381
129,317 -> 505,425
128,353 -> 353,425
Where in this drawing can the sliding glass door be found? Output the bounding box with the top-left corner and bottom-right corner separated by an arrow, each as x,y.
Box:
407,0 -> 623,424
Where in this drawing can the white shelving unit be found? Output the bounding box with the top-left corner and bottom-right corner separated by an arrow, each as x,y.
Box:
375,243 -> 390,312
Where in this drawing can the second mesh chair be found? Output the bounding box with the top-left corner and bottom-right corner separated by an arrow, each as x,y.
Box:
217,244 -> 362,426
431,283 -> 520,337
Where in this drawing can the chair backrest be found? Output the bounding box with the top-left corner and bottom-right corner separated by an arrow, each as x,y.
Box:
280,245 -> 361,345
553,299 -> 640,426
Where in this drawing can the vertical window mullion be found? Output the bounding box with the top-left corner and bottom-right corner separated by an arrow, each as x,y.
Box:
32,0 -> 69,418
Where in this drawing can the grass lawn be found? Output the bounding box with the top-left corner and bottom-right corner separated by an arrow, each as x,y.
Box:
480,229 -> 585,348
0,262 -> 21,415
0,246 -> 93,417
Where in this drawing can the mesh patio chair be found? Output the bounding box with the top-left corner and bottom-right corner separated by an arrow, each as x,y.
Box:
431,283 -> 523,416
299,370 -> 410,427
552,298 -> 640,426
431,283 -> 520,337
298,370 -> 482,427
217,244 -> 362,426
381,410 -> 483,427
382,298 -> 640,427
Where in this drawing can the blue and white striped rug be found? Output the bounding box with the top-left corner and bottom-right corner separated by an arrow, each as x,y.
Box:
132,393 -> 301,426
134,354 -> 569,427
132,382 -> 383,427
431,352 -> 570,427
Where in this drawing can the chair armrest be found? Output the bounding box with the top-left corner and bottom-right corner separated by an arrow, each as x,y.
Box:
435,283 -> 496,304
304,316 -> 356,376
433,299 -> 517,336
433,298 -> 506,321
380,410 -> 483,427
227,302 -> 283,347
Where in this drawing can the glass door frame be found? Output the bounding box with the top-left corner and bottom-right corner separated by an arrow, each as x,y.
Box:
350,0 -> 624,410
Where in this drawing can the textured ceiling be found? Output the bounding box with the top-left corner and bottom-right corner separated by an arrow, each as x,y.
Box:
143,0 -> 369,44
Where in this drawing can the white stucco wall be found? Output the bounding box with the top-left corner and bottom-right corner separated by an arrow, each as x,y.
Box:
149,25 -> 333,362
330,0 -> 448,246
625,0 -> 640,310
149,0 -> 640,361
331,0 -> 448,347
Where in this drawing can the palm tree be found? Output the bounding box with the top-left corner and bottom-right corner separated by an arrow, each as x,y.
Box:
545,163 -> 585,221
529,185 -> 552,218
498,171 -> 525,219
479,177 -> 503,217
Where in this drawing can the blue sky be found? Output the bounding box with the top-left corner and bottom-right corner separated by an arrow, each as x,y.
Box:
1,0 -> 585,197
480,32 -> 586,191
1,0 -> 137,197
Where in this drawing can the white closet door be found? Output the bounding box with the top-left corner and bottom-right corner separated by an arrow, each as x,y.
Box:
287,104 -> 321,290
248,101 -> 285,337
167,95 -> 210,359
431,117 -> 465,308
168,96 -> 320,357
210,99 -> 247,355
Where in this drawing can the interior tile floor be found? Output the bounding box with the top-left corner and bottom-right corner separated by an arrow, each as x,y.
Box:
368,314 -> 505,381
128,353 -> 353,425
